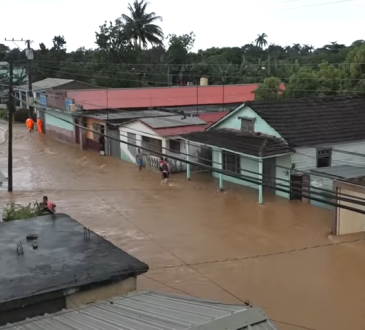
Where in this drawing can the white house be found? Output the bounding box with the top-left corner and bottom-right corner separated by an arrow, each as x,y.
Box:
119,115 -> 207,172
182,96 -> 365,205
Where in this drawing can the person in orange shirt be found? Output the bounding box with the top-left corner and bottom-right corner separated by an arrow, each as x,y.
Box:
37,118 -> 43,133
25,117 -> 34,132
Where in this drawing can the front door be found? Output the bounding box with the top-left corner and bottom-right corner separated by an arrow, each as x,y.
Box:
290,174 -> 303,200
263,157 -> 276,193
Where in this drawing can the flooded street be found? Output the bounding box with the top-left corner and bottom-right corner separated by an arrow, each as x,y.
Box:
1,123 -> 365,330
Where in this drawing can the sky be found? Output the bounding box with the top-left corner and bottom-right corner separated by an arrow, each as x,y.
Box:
0,0 -> 363,52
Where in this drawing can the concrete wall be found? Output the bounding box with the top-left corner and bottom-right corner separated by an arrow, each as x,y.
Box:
334,181 -> 365,235
66,276 -> 136,308
45,110 -> 75,144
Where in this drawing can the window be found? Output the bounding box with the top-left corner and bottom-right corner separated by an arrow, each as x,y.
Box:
169,139 -> 180,153
317,148 -> 332,168
93,123 -> 101,132
239,117 -> 255,132
222,151 -> 240,174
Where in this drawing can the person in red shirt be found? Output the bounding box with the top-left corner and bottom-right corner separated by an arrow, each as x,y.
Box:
42,196 -> 56,213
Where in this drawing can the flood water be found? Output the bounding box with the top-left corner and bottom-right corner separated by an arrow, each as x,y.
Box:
1,123 -> 365,330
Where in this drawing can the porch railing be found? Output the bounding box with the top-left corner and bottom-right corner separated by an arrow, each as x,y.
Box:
144,155 -> 186,173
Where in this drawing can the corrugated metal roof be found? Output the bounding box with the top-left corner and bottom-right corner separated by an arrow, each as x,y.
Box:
0,290 -> 278,330
311,165 -> 365,179
141,115 -> 206,128
86,110 -> 173,121
15,78 -> 73,92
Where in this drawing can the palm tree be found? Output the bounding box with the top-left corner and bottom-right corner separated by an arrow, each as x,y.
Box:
255,33 -> 268,48
121,0 -> 164,49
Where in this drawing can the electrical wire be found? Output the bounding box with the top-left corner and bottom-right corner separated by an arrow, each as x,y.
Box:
13,77 -> 365,204
35,99 -> 365,204
32,66 -> 365,95
27,59 -> 365,67
34,63 -> 365,82
14,95 -> 365,212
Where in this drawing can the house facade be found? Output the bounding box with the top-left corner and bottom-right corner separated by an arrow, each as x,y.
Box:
182,96 -> 365,205
119,115 -> 207,172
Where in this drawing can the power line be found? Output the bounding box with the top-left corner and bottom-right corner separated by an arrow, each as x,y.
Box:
32,66 -> 365,94
35,63 -> 365,82
15,95 -> 365,213
27,59 -> 365,67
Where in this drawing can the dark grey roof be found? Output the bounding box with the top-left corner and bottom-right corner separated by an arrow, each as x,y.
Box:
182,129 -> 293,157
140,115 -> 206,128
85,110 -> 173,121
0,214 -> 148,306
310,165 -> 365,179
246,96 -> 365,147
0,290 -> 279,330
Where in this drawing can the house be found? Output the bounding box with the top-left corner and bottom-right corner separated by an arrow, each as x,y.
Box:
119,115 -> 208,172
14,78 -> 94,135
82,110 -> 175,156
63,83 -> 261,110
14,78 -> 93,109
0,290 -> 279,330
0,213 -> 148,326
182,96 -> 365,204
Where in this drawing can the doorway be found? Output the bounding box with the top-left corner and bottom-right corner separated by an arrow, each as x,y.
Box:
263,157 -> 276,193
290,174 -> 303,200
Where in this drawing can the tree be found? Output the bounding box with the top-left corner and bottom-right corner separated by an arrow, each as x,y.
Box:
121,0 -> 164,48
166,32 -> 195,65
254,77 -> 283,101
255,33 -> 268,48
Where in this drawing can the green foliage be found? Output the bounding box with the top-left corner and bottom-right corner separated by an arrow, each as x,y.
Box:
1,2 -> 364,97
2,202 -> 42,222
0,109 -> 6,119
254,77 -> 283,101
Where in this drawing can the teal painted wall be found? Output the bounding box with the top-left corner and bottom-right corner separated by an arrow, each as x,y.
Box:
212,150 -> 260,190
275,155 -> 291,199
213,105 -> 282,138
45,110 -> 74,131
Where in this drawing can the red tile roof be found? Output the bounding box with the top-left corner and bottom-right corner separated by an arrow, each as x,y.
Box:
65,84 -> 260,110
197,112 -> 229,127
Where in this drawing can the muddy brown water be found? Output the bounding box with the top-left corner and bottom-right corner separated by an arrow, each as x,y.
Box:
1,124 -> 365,330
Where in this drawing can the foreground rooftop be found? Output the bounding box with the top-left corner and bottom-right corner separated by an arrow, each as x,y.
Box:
0,214 -> 148,305
0,290 -> 279,330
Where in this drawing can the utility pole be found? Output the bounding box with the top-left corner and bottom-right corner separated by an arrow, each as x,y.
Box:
4,38 -> 34,119
268,55 -> 271,76
26,40 -> 34,119
7,59 -> 14,192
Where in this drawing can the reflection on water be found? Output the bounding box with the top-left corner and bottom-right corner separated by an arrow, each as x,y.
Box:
1,123 -> 365,330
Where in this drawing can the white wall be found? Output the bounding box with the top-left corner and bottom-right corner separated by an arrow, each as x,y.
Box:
292,140 -> 365,171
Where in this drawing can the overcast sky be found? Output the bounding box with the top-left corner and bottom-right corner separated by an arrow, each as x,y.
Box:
1,0 -> 363,52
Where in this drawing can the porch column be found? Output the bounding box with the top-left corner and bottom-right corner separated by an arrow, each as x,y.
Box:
258,158 -> 263,204
218,149 -> 223,191
162,139 -> 167,155
185,140 -> 191,180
